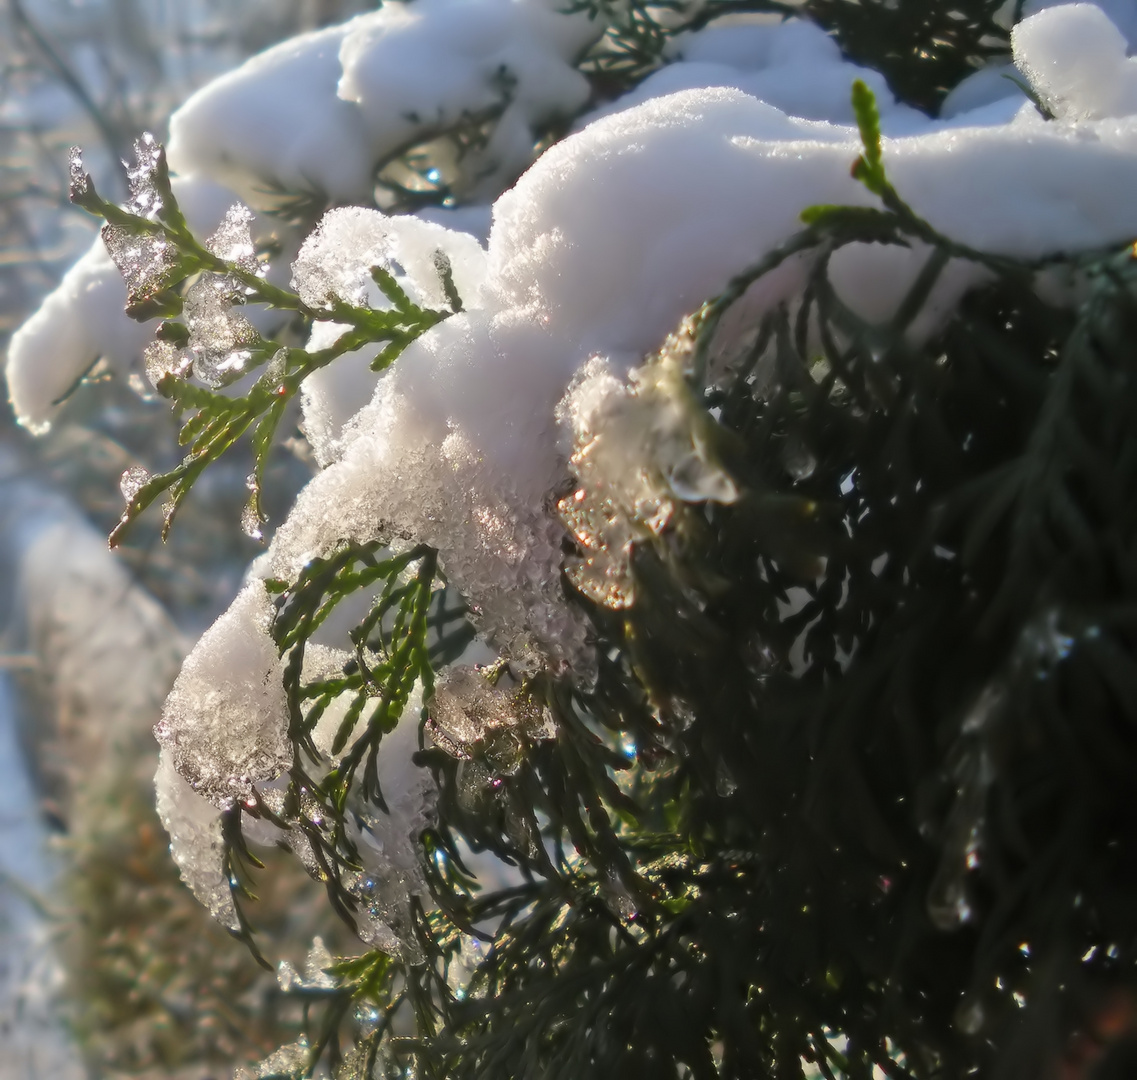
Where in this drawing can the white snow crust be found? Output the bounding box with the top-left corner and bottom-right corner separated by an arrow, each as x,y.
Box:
155,748 -> 239,930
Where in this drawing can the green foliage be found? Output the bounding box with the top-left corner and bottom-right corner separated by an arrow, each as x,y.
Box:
69,140 -> 453,548
74,19 -> 1137,1080
802,0 -> 1017,113
572,0 -> 1016,113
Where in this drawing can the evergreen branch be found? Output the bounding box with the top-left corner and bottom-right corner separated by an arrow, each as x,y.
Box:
70,141 -> 452,547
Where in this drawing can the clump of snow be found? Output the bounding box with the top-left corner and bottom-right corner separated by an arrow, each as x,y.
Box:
13,0 -> 1137,954
1014,2 -> 1137,119
337,682 -> 435,957
156,581 -> 290,807
175,5 -> 1137,712
154,749 -> 239,930
1023,0 -> 1137,49
167,0 -> 604,208
556,334 -> 739,610
292,205 -> 485,313
293,207 -> 487,465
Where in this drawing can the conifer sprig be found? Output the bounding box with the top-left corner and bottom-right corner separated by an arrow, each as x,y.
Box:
69,140 -> 452,547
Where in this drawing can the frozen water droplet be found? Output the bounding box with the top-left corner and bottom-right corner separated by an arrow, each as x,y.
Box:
302,936 -> 337,990
183,274 -> 261,388
354,1003 -> 382,1037
669,451 -> 739,503
955,996 -> 984,1035
125,131 -> 165,218
127,371 -> 159,403
276,959 -> 301,991
144,339 -> 191,388
102,223 -> 176,302
120,465 -> 151,502
242,500 -> 265,542
1017,608 -> 1075,679
68,145 -> 90,200
263,348 -> 287,385
927,872 -> 973,930
962,683 -> 1005,735
716,760 -> 738,797
781,437 -> 817,482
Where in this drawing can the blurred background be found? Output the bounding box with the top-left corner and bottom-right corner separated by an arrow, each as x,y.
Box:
0,3 -> 374,1076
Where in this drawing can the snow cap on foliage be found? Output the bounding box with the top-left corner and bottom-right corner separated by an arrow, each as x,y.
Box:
293,206 -> 487,466
156,581 -> 290,807
192,4 -> 1137,698
591,14 -> 929,132
1014,2 -> 1137,119
167,0 -> 603,207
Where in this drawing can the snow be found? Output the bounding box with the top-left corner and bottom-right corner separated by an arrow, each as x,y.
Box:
10,0 -> 1137,952
0,455 -> 185,1075
149,5 -> 1137,867
591,15 -> 929,133
293,207 -> 486,464
156,581 -> 290,808
154,749 -> 239,930
167,0 -> 604,207
1013,2 -> 1137,119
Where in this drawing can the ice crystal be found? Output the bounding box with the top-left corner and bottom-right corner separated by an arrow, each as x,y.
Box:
101,224 -> 175,305
144,340 -> 191,388
67,146 -> 89,202
118,465 -> 151,502
427,664 -> 554,773
241,500 -> 265,542
154,750 -> 239,930
182,274 -> 261,388
556,347 -> 738,610
234,1038 -> 311,1080
205,202 -> 259,273
125,131 -> 165,219
302,936 -> 338,989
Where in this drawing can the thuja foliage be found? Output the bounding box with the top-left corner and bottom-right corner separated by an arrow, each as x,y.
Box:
68,137 -> 455,549
74,55 -> 1137,1078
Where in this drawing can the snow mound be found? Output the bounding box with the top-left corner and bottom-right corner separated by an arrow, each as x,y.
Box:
1014,2 -> 1137,119
167,0 -> 602,207
172,5 -> 1137,714
590,15 -> 929,132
